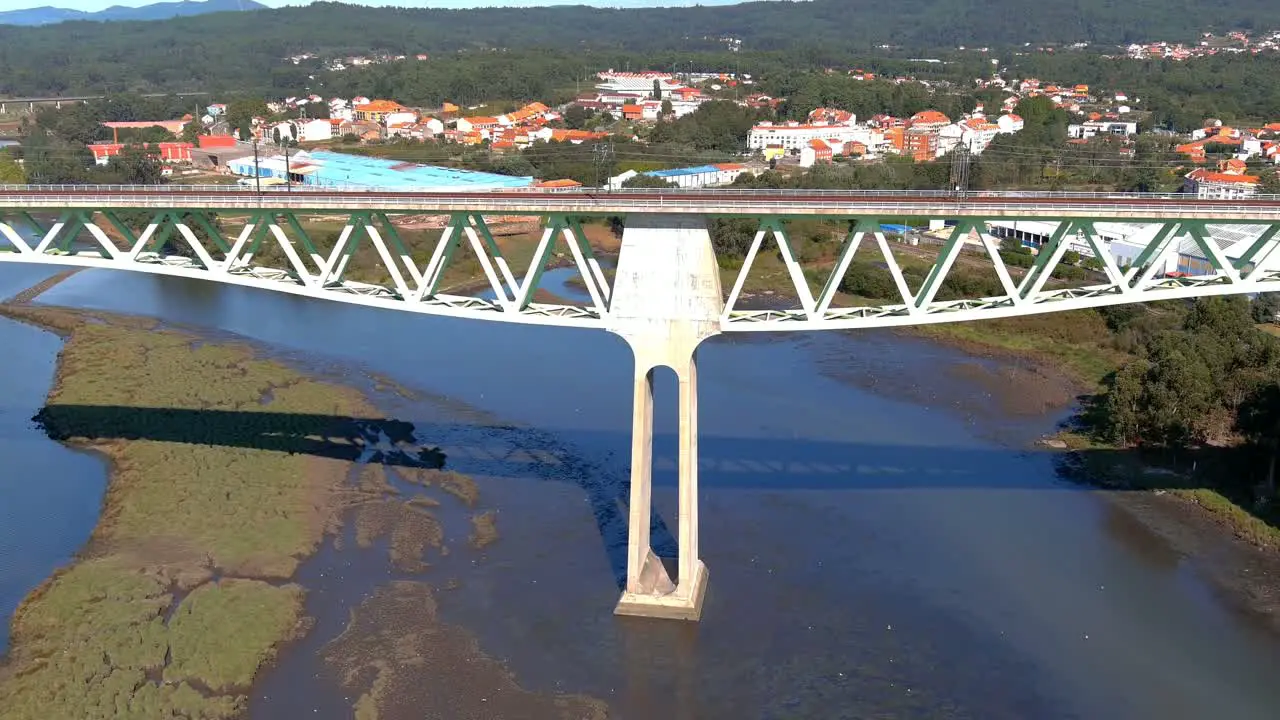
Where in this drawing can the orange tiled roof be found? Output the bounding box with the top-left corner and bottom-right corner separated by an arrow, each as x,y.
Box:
355,99 -> 406,113
550,129 -> 609,142
910,110 -> 950,125
537,178 -> 582,188
1187,168 -> 1258,184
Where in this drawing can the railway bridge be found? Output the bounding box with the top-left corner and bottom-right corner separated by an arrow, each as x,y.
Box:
3,184 -> 1280,621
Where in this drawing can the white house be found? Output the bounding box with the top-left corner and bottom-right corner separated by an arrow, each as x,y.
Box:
1184,167 -> 1259,200
267,119 -> 333,143
383,110 -> 418,128
294,118 -> 333,143
1067,121 -> 1139,140
669,100 -> 703,118
960,123 -> 1000,155
418,117 -> 445,136
936,124 -> 965,156
996,113 -> 1024,133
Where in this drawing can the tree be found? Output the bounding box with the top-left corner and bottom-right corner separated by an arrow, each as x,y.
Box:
107,145 -> 165,185
0,152 -> 25,184
1140,332 -> 1217,446
1237,381 -> 1280,498
226,97 -> 269,142
563,104 -> 591,130
1101,360 -> 1149,446
22,129 -> 89,184
1253,293 -> 1280,324
999,236 -> 1027,254
181,120 -> 202,144
652,79 -> 662,100
1259,168 -> 1280,197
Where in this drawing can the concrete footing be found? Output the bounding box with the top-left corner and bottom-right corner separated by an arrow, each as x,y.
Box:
607,214 -> 723,621
615,560 -> 709,621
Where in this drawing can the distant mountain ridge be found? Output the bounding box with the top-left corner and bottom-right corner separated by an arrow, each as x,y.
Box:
0,0 -> 266,27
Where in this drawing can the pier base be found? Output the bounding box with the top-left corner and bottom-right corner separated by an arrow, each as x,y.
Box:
607,214 -> 723,621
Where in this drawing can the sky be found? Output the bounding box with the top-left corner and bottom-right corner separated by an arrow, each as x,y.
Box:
3,0 -> 747,12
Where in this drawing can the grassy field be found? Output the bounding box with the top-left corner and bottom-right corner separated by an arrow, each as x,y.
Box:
0,307 -> 377,719
0,299 -> 609,719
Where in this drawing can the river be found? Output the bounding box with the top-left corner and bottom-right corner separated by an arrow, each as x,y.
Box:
2,261 -> 1280,718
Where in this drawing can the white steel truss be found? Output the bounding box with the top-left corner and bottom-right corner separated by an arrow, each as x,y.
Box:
3,208 -> 1280,331
0,210 -> 611,327
715,216 -> 1280,331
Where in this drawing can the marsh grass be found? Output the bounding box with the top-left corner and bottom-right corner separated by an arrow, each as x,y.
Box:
0,308 -> 378,718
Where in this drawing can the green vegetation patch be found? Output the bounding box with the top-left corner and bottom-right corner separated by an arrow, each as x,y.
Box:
0,558 -> 241,719
165,580 -> 307,692
0,308 -> 378,718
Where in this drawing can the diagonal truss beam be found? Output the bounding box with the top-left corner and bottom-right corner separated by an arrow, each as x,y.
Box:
814,218 -> 917,317
515,215 -> 611,316
914,220 -> 970,309
0,214 -> 33,253
724,218 -> 817,320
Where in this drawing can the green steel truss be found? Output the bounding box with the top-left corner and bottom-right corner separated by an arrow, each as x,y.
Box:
3,208 -> 1280,331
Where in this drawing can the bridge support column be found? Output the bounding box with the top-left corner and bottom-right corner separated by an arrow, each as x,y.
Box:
607,214 -> 723,621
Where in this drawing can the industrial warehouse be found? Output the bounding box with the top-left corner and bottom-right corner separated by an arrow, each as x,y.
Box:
225,149 -> 533,190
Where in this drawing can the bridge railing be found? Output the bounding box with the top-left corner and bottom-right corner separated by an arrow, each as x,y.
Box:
7,181 -> 1280,198
3,185 -> 1280,217
6,183 -> 1280,201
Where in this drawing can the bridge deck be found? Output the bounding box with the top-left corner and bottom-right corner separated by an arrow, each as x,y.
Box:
4,186 -> 1280,220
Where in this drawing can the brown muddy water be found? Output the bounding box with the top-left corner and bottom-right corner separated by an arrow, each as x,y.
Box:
2,262 -> 1280,719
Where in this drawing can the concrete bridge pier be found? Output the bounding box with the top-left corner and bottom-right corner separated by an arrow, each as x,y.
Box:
607,214 -> 723,621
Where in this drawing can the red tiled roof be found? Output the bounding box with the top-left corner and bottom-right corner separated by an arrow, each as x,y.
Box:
1187,168 -> 1258,184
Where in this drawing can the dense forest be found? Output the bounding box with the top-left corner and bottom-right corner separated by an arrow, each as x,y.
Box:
1,0 -> 1278,97
1085,296 -> 1280,528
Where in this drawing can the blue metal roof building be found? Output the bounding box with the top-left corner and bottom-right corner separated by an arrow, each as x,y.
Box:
646,165 -> 722,179
228,150 -> 533,191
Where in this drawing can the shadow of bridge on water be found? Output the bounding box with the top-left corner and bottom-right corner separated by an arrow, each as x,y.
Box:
35,403 -> 1253,589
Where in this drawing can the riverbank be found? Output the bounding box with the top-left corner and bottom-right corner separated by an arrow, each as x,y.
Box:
0,288 -> 607,718
7,262 -> 1280,716
718,241 -> 1280,633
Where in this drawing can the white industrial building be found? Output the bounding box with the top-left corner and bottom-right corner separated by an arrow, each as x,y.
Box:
608,163 -> 751,190
986,220 -> 1272,276
747,121 -> 879,153
595,71 -> 683,94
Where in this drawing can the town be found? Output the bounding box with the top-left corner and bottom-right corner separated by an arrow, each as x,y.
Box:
34,57 -> 1277,283
65,66 -> 1280,196
6,3 -> 1280,720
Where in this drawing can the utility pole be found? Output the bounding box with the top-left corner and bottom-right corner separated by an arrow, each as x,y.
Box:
253,140 -> 261,193
282,133 -> 292,192
593,140 -> 615,190
949,142 -> 971,198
